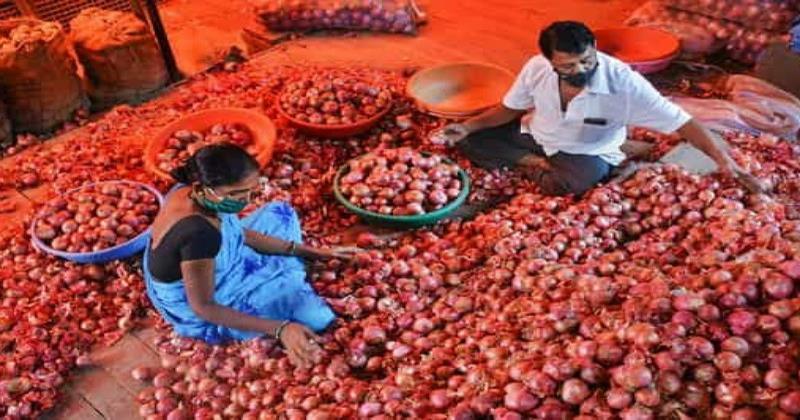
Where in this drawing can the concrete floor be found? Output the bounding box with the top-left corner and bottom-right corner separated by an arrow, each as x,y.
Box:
161,0 -> 646,74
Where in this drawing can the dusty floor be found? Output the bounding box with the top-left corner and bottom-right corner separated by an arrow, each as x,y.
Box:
161,0 -> 646,74
24,0 -> 652,418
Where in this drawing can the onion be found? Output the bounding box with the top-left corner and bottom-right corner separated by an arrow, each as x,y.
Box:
715,382 -> 745,406
620,405 -> 653,420
720,336 -> 750,357
765,369 -> 792,390
525,371 -> 556,397
763,273 -> 794,300
612,365 -> 653,391
430,389 -> 452,409
780,391 -> 800,415
363,326 -> 387,345
727,310 -> 757,335
560,379 -> 590,405
657,372 -> 682,395
504,388 -> 538,412
713,352 -> 742,372
606,388 -> 632,409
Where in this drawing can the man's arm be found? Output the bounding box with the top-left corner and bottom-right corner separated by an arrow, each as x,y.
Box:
625,71 -> 768,194
677,119 -> 769,194
463,105 -> 528,133
676,119 -> 737,172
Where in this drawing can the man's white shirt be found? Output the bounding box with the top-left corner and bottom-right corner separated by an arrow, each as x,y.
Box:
503,51 -> 692,165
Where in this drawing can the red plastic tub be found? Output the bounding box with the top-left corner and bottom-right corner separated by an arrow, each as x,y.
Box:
595,27 -> 681,74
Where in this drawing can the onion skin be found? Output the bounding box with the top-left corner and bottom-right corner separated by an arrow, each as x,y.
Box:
9,69 -> 800,419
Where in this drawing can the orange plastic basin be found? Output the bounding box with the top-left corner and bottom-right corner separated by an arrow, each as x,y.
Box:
145,108 -> 276,182
594,27 -> 680,63
277,102 -> 390,139
407,62 -> 516,118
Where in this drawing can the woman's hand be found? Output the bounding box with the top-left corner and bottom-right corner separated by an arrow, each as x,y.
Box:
278,322 -> 323,368
311,246 -> 362,260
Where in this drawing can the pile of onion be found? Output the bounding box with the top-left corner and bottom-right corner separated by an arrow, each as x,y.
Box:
256,1 -> 420,34
156,123 -> 254,174
33,182 -> 159,253
338,147 -> 463,215
279,71 -> 393,126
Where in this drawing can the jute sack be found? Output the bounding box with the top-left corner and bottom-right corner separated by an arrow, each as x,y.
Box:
0,100 -> 11,147
0,18 -> 86,133
70,8 -> 167,110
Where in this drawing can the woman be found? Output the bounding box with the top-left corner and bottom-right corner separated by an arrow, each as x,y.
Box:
144,143 -> 356,367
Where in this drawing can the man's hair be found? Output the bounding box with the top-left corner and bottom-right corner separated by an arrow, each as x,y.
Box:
538,21 -> 596,59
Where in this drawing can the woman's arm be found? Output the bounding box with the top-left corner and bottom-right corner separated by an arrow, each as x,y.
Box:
181,259 -> 322,367
243,230 -> 359,260
182,258 -> 284,333
243,230 -> 320,258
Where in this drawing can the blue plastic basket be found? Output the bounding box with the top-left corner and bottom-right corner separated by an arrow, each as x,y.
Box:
30,180 -> 164,264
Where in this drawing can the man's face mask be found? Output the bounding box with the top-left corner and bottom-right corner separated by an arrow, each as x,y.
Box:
551,47 -> 599,88
556,63 -> 598,88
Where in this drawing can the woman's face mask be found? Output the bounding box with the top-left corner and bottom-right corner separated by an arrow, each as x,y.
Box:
196,190 -> 249,213
195,176 -> 265,214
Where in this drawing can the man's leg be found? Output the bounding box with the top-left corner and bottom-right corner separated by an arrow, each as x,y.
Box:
526,152 -> 613,197
456,120 -> 538,169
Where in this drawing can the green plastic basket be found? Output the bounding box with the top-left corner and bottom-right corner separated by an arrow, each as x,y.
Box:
333,154 -> 471,228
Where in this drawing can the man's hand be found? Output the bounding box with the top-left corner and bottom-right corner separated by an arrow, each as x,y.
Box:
719,163 -> 771,195
312,246 -> 362,260
517,154 -> 553,172
279,323 -> 323,368
433,123 -> 471,146
732,168 -> 771,195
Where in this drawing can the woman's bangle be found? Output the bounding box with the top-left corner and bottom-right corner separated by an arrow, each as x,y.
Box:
286,241 -> 297,255
274,320 -> 291,340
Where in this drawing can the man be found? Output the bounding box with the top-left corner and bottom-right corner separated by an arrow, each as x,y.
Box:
440,21 -> 766,196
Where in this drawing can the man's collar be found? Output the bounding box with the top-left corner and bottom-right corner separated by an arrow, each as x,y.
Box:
585,59 -> 611,95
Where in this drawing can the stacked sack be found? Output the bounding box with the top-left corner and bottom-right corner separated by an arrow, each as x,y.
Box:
70,7 -> 168,110
0,100 -> 10,148
250,0 -> 426,35
626,0 -> 796,64
0,19 -> 86,134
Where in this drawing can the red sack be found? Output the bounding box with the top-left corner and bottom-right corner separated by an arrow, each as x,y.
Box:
252,0 -> 426,35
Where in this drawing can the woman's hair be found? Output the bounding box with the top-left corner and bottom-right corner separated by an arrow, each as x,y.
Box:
171,143 -> 259,187
538,21 -> 596,59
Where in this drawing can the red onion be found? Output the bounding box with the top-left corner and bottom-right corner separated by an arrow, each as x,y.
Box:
713,352 -> 742,372
504,388 -> 538,412
764,273 -> 795,300
780,391 -> 800,415
606,388 -> 633,409
363,326 -> 387,345
612,365 -> 653,391
525,371 -> 557,397
765,369 -> 792,390
720,336 -> 750,357
620,405 -> 653,420
430,389 -> 452,409
560,379 -> 590,405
